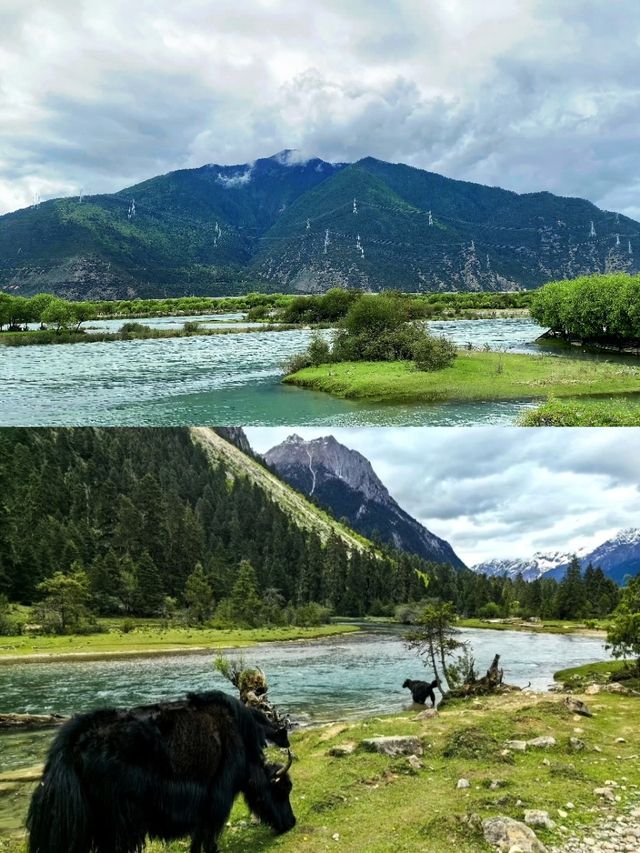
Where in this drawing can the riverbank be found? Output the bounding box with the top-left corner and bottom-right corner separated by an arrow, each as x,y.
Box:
283,352 -> 640,404
0,624 -> 359,664
458,618 -> 608,637
2,690 -> 639,851
554,660 -> 640,692
520,397 -> 640,426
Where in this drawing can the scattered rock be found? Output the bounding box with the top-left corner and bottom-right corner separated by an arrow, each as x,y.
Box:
565,697 -> 592,717
607,683 -> 631,695
569,737 -> 586,751
407,755 -> 423,771
584,684 -> 601,695
506,740 -> 528,752
557,809 -> 568,819
361,736 -> 423,757
594,787 -> 616,802
616,737 -> 627,744
482,816 -> 548,852
457,778 -> 471,789
525,810 -> 556,830
328,743 -> 356,757
490,780 -> 507,790
332,832 -> 340,842
528,736 -> 557,749
413,708 -> 438,721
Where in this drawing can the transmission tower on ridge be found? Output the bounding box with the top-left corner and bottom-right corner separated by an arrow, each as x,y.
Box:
353,197 -> 358,215
589,220 -> 596,238
428,210 -> 433,227
324,229 -> 330,254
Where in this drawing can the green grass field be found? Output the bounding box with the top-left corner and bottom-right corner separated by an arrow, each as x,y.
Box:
284,352 -> 640,405
0,622 -> 358,662
458,618 -> 609,635
520,397 -> 640,426
2,691 -> 639,852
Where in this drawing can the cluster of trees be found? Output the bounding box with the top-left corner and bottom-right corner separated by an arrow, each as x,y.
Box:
397,557 -> 620,624
287,294 -> 457,373
0,293 -> 93,332
0,292 -> 290,333
530,273 -> 640,345
261,288 -> 532,325
0,429 -> 625,637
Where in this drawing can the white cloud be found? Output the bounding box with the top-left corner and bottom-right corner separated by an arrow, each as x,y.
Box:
0,0 -> 638,215
246,427 -> 640,566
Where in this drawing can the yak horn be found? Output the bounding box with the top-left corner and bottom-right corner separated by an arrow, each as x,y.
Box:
275,749 -> 293,778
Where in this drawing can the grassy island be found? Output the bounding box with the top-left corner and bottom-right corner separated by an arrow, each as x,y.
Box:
284,352 -> 640,405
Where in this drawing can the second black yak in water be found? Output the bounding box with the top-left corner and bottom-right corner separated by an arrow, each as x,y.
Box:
402,678 -> 439,706
27,690 -> 296,853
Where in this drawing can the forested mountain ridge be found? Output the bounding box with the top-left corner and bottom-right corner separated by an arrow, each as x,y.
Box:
194,428 -> 369,552
2,151 -> 638,299
264,433 -> 466,570
0,428 -> 622,624
0,428 -> 432,618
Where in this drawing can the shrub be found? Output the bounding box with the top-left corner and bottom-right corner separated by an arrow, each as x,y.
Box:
411,335 -> 458,371
306,334 -> 333,365
183,321 -> 200,333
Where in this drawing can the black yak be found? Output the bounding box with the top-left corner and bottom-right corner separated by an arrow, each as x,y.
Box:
27,690 -> 296,853
402,678 -> 439,706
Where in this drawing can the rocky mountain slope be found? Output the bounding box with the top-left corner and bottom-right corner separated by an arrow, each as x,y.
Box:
2,150 -> 638,298
472,529 -> 640,584
264,434 -> 466,569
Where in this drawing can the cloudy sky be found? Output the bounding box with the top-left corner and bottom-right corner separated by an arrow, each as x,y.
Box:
247,427 -> 640,565
2,0 -> 639,216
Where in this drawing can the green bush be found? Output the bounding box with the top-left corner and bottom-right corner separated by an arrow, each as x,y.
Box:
306,334 -> 333,365
411,335 -> 458,371
530,273 -> 640,344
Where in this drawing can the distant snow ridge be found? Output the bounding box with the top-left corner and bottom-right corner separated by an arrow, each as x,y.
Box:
472,529 -> 640,583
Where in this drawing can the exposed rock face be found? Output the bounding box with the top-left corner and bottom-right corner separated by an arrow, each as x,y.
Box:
214,428 -> 254,456
264,434 -> 466,569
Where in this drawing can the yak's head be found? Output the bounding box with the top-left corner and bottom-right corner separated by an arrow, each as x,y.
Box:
402,679 -> 411,689
245,750 -> 296,834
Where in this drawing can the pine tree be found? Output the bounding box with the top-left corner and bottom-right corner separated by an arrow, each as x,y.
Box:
134,551 -> 164,616
184,562 -> 214,624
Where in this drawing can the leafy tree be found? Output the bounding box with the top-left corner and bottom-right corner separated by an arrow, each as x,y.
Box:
34,569 -> 92,634
607,575 -> 640,669
405,601 -> 466,690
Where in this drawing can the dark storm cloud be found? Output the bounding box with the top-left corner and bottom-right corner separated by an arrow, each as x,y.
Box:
1,1 -> 639,216
246,428 -> 640,564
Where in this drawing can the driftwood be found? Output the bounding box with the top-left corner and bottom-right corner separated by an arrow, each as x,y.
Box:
446,654 -> 524,700
0,712 -> 68,730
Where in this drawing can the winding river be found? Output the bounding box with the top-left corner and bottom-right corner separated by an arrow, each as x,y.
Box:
0,627 -> 610,746
1,316 -> 550,426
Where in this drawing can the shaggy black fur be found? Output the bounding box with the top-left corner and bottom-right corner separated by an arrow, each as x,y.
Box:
27,690 -> 295,853
402,678 -> 439,706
